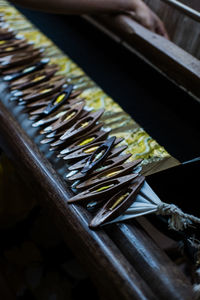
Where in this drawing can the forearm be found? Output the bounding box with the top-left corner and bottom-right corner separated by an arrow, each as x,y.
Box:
8,0 -> 169,38
9,0 -> 139,15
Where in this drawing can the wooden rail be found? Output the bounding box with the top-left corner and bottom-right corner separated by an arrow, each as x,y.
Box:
161,0 -> 200,22
0,86 -> 194,299
84,14 -> 200,103
0,269 -> 16,300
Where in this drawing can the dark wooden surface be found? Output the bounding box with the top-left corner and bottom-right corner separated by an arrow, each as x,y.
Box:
0,98 -> 158,300
107,221 -> 193,300
180,0 -> 200,10
0,268 -> 16,300
85,14 -> 200,101
15,7 -> 200,163
1,6 -> 199,299
0,86 -> 194,299
145,0 -> 200,58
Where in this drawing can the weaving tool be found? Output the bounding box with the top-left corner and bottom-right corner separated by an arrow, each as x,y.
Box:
0,2 -> 199,298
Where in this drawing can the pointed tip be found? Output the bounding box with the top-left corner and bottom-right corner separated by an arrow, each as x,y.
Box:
88,222 -> 100,230
67,199 -> 75,204
3,75 -> 13,81
41,58 -> 50,64
46,132 -> 55,138
40,138 -> 53,144
50,141 -> 59,147
10,96 -> 18,101
32,121 -> 42,127
43,126 -> 52,133
60,149 -> 69,155
60,134 -> 67,141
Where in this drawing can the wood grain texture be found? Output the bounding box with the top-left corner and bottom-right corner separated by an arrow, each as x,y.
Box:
158,0 -> 200,23
0,269 -> 16,300
107,221 -> 194,300
144,0 -> 200,58
0,99 -> 158,300
84,14 -> 200,102
173,0 -> 200,11
0,90 -> 194,299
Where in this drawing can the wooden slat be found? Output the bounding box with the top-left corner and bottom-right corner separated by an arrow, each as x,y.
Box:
161,0 -> 200,22
0,86 -> 194,299
0,271 -> 16,300
84,14 -> 200,102
0,97 -> 158,300
107,221 -> 193,300
179,0 -> 200,11
144,0 -> 200,59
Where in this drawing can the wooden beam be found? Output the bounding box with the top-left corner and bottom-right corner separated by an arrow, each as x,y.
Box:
0,96 -> 158,300
161,0 -> 200,22
0,269 -> 16,300
84,14 -> 200,103
0,87 -> 194,300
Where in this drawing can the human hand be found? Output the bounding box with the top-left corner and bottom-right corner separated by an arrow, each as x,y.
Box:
9,0 -> 169,39
128,0 -> 169,39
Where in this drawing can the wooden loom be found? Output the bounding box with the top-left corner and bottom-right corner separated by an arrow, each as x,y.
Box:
0,1 -> 200,299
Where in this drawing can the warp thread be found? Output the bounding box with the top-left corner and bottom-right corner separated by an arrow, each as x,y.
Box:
193,268 -> 200,300
188,238 -> 200,264
156,205 -> 200,298
193,283 -> 200,300
156,202 -> 200,231
190,239 -> 200,299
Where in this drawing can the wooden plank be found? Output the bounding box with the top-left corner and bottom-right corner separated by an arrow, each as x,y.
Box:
84,14 -> 200,102
0,87 -> 194,299
107,221 -> 193,300
161,0 -> 200,22
0,97 -> 158,300
0,267 -> 16,300
144,0 -> 200,58
179,0 -> 200,11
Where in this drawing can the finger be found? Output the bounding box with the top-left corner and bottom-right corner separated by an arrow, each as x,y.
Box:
129,12 -> 154,31
155,20 -> 170,40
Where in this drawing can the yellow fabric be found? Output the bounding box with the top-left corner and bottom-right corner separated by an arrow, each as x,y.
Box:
0,0 -> 178,168
0,0 -> 179,226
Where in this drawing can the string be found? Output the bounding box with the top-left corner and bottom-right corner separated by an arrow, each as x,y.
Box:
156,202 -> 200,231
157,205 -> 200,298
193,267 -> 200,300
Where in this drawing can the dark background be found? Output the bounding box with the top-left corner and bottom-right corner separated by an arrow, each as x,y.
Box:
15,7 -> 200,162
